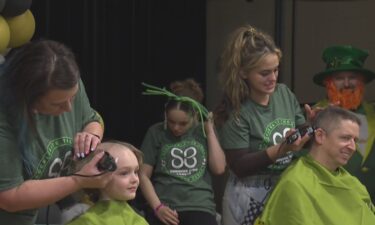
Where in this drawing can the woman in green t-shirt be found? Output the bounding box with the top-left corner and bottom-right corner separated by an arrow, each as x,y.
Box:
139,79 -> 226,225
0,40 -> 111,225
214,25 -> 311,225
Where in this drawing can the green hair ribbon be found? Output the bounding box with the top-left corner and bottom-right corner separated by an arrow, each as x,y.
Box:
142,82 -> 209,137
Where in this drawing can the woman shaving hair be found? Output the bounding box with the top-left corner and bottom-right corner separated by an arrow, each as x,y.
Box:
0,39 -> 108,225
214,25 -> 310,225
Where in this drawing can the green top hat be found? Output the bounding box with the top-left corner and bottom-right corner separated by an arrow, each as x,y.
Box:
313,45 -> 375,86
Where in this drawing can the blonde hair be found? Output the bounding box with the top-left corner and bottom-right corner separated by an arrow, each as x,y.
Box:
214,25 -> 282,126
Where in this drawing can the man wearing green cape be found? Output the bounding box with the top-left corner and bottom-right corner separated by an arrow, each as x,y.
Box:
256,106 -> 375,225
312,45 -> 375,202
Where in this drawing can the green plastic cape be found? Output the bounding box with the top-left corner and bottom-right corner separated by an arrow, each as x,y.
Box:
256,155 -> 375,225
66,200 -> 149,225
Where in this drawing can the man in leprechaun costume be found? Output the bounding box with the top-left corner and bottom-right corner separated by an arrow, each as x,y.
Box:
313,45 -> 375,202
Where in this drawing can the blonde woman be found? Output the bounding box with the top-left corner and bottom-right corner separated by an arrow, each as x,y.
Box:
215,25 -> 310,225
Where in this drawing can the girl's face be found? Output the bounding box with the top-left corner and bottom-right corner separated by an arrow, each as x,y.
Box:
102,148 -> 140,201
166,108 -> 194,137
242,53 -> 279,104
33,84 -> 79,116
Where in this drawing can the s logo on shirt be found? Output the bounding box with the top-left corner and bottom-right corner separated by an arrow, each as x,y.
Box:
160,140 -> 206,183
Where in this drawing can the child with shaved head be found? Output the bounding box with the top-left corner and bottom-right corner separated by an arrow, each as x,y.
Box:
67,140 -> 149,225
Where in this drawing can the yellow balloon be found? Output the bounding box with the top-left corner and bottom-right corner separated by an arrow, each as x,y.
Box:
6,9 -> 36,48
0,15 -> 10,53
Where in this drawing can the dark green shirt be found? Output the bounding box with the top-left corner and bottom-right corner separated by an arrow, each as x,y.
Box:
0,80 -> 101,225
141,123 -> 216,215
220,84 -> 306,225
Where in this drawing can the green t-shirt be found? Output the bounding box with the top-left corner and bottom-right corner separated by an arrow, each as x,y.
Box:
67,200 -> 149,225
0,79 -> 101,225
220,83 -> 306,172
257,155 -> 375,225
140,123 -> 216,215
220,83 -> 305,225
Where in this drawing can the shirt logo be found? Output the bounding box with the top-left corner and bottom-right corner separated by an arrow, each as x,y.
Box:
32,137 -> 73,179
259,118 -> 295,170
160,140 -> 206,183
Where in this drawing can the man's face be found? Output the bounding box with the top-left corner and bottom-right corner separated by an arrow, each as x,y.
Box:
319,120 -> 359,171
332,71 -> 364,90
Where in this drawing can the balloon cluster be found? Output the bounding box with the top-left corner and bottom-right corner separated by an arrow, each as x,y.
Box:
0,0 -> 35,54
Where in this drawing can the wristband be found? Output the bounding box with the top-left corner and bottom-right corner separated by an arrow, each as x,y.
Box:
154,203 -> 165,214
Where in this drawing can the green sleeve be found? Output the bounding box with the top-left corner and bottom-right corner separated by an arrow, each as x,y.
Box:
0,112 -> 24,191
75,79 -> 102,130
219,112 -> 251,150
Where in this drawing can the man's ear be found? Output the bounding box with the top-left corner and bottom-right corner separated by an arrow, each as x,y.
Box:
314,128 -> 325,144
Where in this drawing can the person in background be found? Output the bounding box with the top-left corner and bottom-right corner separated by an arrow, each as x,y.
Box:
256,106 -> 375,225
139,79 -> 226,225
311,45 -> 375,202
214,25 -> 311,225
66,140 -> 149,225
0,39 -> 111,225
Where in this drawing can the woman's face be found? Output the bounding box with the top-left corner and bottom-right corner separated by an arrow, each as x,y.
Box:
242,53 -> 279,103
33,84 -> 79,116
166,108 -> 194,137
102,148 -> 140,201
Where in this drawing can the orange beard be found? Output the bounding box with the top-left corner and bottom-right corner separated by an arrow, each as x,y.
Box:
324,77 -> 364,110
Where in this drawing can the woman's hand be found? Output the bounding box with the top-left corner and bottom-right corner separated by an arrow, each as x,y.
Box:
155,205 -> 179,225
73,131 -> 101,159
73,151 -> 113,189
278,128 -> 311,156
304,104 -> 323,123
